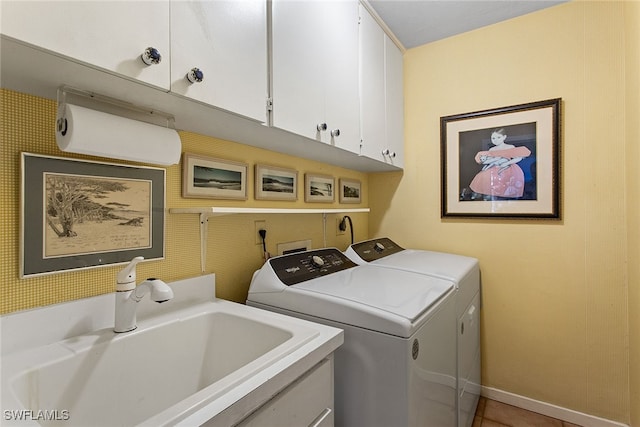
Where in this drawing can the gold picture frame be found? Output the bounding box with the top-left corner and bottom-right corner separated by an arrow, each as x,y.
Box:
182,153 -> 248,200
255,164 -> 298,201
339,178 -> 361,204
305,173 -> 335,203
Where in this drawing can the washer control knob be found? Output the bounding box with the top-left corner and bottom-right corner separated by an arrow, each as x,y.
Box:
311,255 -> 325,268
374,242 -> 386,252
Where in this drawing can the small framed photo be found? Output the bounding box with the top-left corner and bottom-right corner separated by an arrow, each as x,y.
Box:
21,153 -> 165,277
255,164 -> 298,201
441,98 -> 561,219
182,153 -> 248,200
305,173 -> 335,203
339,178 -> 361,204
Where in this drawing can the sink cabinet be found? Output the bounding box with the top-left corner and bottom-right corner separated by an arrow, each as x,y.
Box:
234,357 -> 334,427
359,4 -> 404,168
170,0 -> 268,123
0,0 -> 171,90
271,0 -> 361,154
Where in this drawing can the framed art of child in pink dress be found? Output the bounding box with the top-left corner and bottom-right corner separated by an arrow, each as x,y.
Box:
441,98 -> 560,218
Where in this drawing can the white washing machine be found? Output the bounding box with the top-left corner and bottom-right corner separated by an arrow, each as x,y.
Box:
247,248 -> 457,427
345,238 -> 481,427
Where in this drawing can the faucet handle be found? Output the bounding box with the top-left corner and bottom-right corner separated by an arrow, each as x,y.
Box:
116,256 -> 144,291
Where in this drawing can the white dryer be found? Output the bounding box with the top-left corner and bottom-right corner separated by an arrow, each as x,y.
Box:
345,238 -> 481,427
247,248 -> 457,427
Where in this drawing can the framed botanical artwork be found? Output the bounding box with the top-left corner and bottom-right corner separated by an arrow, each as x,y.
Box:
339,178 -> 362,204
441,98 -> 561,219
305,173 -> 335,203
255,164 -> 298,201
21,153 -> 165,277
182,153 -> 248,200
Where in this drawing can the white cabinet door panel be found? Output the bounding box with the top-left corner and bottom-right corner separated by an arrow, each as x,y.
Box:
324,0 -> 360,154
271,0 -> 325,140
272,0 -> 360,154
359,5 -> 386,160
236,358 -> 333,427
384,35 -> 404,168
171,0 -> 268,122
1,0 -> 170,90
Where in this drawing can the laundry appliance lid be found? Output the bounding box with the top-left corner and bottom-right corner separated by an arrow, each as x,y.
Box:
293,265 -> 454,323
247,248 -> 455,337
346,237 -> 478,284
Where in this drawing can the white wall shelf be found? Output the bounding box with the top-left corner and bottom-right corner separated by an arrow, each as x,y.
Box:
169,207 -> 370,271
170,207 -> 369,216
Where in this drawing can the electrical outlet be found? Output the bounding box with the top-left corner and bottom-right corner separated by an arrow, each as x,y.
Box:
336,217 -> 345,236
255,220 -> 266,244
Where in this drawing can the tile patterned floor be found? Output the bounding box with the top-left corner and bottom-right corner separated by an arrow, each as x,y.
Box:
474,397 -> 583,427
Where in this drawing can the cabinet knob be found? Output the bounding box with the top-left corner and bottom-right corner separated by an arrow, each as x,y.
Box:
316,123 -> 327,132
331,129 -> 341,138
382,149 -> 396,158
141,47 -> 162,66
186,68 -> 204,84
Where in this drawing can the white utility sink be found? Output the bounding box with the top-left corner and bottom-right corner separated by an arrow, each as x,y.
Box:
1,275 -> 343,426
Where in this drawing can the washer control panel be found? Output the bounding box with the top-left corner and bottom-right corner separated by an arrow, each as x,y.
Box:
350,237 -> 405,262
269,248 -> 357,286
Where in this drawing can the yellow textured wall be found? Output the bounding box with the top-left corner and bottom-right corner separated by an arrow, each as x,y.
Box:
0,89 -> 368,314
370,1 -> 633,423
626,0 -> 640,425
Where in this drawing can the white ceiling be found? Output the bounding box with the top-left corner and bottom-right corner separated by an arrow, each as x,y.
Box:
367,0 -> 568,49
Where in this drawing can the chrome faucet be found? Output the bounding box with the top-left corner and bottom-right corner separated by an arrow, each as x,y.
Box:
114,256 -> 174,333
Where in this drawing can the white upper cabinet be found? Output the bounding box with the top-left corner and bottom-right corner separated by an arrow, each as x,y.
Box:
384,36 -> 405,168
359,4 -> 404,168
170,1 -> 268,123
0,0 -> 402,171
1,1 -> 171,90
271,0 -> 360,154
359,6 -> 386,161
322,1 -> 361,155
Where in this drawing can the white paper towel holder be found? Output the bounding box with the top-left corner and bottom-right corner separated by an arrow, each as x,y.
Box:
56,85 -> 181,166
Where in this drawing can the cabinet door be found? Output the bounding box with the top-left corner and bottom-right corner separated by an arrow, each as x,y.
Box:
384,35 -> 404,168
324,1 -> 361,154
236,358 -> 334,427
271,0 -> 326,140
171,1 -> 268,123
359,5 -> 386,161
1,1 -> 170,90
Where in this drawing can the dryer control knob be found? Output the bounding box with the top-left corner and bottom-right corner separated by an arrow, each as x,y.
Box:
311,255 -> 325,268
374,242 -> 386,252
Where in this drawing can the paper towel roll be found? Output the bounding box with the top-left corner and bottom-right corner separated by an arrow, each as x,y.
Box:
56,103 -> 181,165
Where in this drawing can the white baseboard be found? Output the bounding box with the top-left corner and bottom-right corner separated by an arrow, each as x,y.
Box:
481,386 -> 629,427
